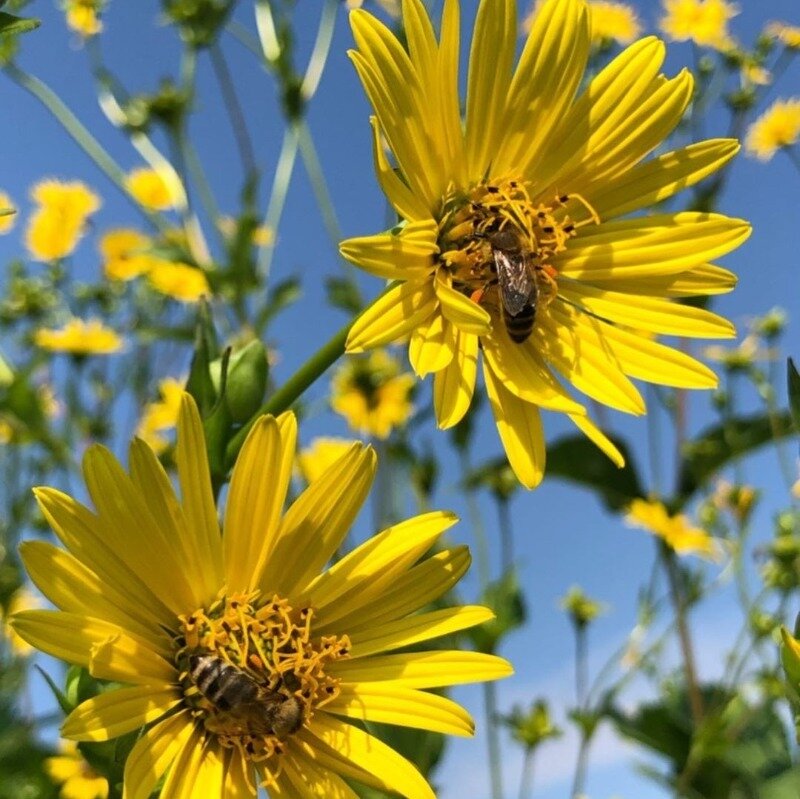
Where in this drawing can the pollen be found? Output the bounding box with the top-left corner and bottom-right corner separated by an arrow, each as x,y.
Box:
174,591 -> 348,787
438,178 -> 599,312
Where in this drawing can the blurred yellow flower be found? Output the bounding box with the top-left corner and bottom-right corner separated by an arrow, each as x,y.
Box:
331,351 -> 415,439
125,167 -> 182,211
44,741 -> 108,799
2,588 -> 42,656
146,260 -> 210,302
746,98 -> 800,161
98,228 -> 153,281
26,180 -> 100,261
766,21 -> 800,50
136,377 -> 185,454
0,190 -> 16,234
589,1 -> 642,45
297,437 -> 359,484
34,319 -> 123,356
627,498 -> 723,561
64,1 -> 103,37
660,0 -> 738,51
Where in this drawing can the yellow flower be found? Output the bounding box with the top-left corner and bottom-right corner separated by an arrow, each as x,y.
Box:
0,190 -> 16,234
331,350 -> 415,439
297,437 -> 359,484
2,588 -> 42,656
340,0 -> 747,488
34,319 -> 123,356
660,0 -> 738,51
745,98 -> 800,161
146,260 -> 210,302
98,228 -> 154,281
125,167 -> 182,211
766,21 -> 800,50
588,1 -> 642,45
44,741 -> 108,799
12,394 -> 511,797
627,498 -> 723,560
26,180 -> 100,261
64,1 -> 103,37
136,377 -> 185,453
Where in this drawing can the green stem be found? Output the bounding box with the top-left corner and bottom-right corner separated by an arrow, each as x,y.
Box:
575,625 -> 588,709
496,495 -> 514,576
297,120 -> 342,248
784,146 -> 800,177
459,449 -> 491,591
518,748 -> 535,799
570,733 -> 591,799
301,0 -> 339,101
483,680 -> 504,799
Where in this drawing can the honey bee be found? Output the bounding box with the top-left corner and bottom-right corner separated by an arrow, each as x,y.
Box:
488,228 -> 538,344
189,654 -> 303,739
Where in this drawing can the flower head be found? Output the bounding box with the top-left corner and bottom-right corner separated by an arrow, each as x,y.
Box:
26,180 -> 100,261
588,1 -> 641,46
627,498 -> 723,560
125,167 -> 182,211
331,350 -> 415,439
34,319 -> 123,356
340,0 -> 748,488
12,394 -> 510,797
146,260 -> 210,302
64,1 -> 103,38
98,228 -> 153,281
136,377 -> 185,453
766,21 -> 800,51
0,190 -> 16,234
745,98 -> 800,161
660,0 -> 738,51
560,585 -> 606,627
297,437 -> 359,484
44,741 -> 108,799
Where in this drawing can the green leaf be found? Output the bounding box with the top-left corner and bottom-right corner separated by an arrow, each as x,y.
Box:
0,13 -> 40,36
788,359 -> 800,434
185,302 -> 219,416
469,570 -> 526,654
546,434 -> 644,511
676,411 -> 795,505
326,276 -> 363,315
254,277 -> 302,331
33,666 -> 73,716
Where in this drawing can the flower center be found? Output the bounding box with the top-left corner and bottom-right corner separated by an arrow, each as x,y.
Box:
437,178 -> 598,342
175,591 -> 349,784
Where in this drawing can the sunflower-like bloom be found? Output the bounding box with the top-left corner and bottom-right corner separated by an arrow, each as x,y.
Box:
64,0 -> 103,38
34,319 -> 123,356
626,498 -> 723,560
745,98 -> 800,162
44,740 -> 108,799
660,0 -> 738,51
12,395 -> 510,797
340,0 -> 749,488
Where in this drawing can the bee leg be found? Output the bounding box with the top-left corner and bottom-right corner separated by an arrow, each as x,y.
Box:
470,288 -> 485,305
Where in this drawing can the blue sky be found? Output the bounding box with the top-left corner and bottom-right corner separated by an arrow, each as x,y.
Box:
2,1 -> 800,797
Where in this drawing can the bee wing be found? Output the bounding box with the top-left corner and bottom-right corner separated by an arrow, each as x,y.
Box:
494,249 -> 536,316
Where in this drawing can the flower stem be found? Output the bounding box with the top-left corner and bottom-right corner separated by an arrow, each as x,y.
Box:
483,680 -> 504,799
518,748 -> 535,799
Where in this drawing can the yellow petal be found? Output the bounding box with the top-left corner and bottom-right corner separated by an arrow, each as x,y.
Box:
222,749 -> 256,799
262,444 -> 376,596
224,415 -> 291,592
330,650 -> 513,688
342,546 -> 471,633
568,412 -> 625,467
281,755 -> 358,799
465,0 -> 515,179
346,279 -> 437,352
348,605 -> 494,658
340,220 -> 438,280
305,511 -> 458,624
62,685 -> 179,741
123,711 -> 196,799
306,714 -> 435,799
33,488 -> 173,627
368,117 -> 431,222
538,303 -> 645,414
434,268 -> 491,335
10,610 -> 174,684
589,139 -> 740,220
19,541 -> 166,648
605,262 -> 737,297
559,281 -> 735,338
175,394 -> 224,594
409,312 -> 455,377
483,360 -> 546,489
434,330 -> 478,428
324,685 -> 474,737
158,725 -> 207,799
495,0 -> 590,178
554,213 -> 751,280
482,325 -> 584,413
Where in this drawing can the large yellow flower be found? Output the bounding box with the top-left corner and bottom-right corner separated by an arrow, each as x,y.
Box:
340,0 -> 749,488
12,395 -> 510,798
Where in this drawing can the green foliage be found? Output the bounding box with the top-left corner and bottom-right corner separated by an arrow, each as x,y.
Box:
469,570 -> 527,655
788,359 -> 800,434
0,11 -> 39,37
